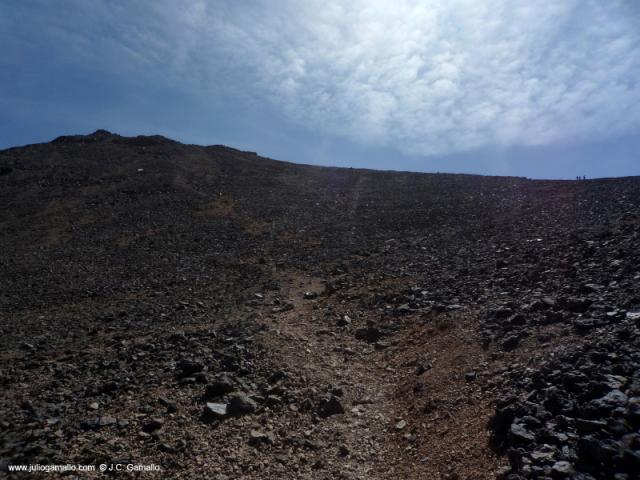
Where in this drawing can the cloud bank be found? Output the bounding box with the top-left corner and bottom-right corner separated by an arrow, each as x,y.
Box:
5,0 -> 640,156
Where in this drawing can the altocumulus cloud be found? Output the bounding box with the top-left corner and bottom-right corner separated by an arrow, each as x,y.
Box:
5,0 -> 640,156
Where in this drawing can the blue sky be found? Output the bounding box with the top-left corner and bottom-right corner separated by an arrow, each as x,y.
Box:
1,0 -> 639,179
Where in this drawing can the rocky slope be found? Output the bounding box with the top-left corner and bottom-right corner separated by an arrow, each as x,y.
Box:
1,130 -> 639,479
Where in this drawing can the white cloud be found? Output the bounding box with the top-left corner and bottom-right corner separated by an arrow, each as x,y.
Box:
15,0 -> 640,156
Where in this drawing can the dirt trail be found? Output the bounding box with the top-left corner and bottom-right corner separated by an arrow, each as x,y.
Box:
251,271 -> 398,478
249,271 -> 504,479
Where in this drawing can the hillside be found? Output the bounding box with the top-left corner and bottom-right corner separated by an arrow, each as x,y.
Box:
1,130 -> 639,479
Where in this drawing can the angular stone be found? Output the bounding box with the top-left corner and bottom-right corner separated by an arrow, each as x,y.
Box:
142,418 -> 164,433
205,375 -> 235,398
176,360 -> 204,378
599,389 -> 628,407
509,422 -> 535,443
354,326 -> 382,343
317,395 -> 344,418
501,334 -> 521,351
550,461 -> 574,478
98,416 -> 117,427
203,402 -> 228,421
249,429 -> 275,445
227,392 -> 258,415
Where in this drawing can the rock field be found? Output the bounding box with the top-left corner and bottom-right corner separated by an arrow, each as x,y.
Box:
1,130 -> 639,479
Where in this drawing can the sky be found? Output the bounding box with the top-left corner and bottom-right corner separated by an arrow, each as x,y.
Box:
1,0 -> 639,179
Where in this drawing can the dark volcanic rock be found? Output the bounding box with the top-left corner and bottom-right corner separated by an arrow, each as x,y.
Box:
141,418 -> 164,433
227,392 -> 258,416
205,375 -> 235,398
176,360 -> 205,378
317,395 -> 345,418
490,315 -> 640,479
354,326 -> 383,343
1,132 -> 640,479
